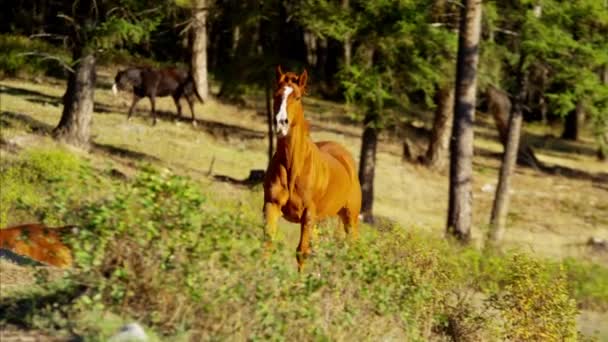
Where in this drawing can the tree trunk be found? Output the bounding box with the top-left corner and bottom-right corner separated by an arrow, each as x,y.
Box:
191,0 -> 209,100
488,56 -> 527,245
561,101 -> 584,141
265,77 -> 274,166
304,30 -> 318,66
53,47 -> 95,148
446,0 -> 482,243
359,114 -> 378,224
341,0 -> 352,68
599,65 -> 608,160
423,86 -> 454,171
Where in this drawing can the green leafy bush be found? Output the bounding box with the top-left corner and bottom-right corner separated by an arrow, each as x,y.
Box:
0,147 -> 86,227
4,163 -> 600,340
0,34 -> 68,78
488,254 -> 579,341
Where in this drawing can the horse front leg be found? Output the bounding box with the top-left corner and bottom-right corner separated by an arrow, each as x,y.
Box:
172,94 -> 183,120
297,206 -> 316,272
127,96 -> 141,121
149,96 -> 157,126
263,202 -> 282,252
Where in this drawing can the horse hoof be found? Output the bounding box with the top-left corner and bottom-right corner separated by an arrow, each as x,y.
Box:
192,120 -> 197,127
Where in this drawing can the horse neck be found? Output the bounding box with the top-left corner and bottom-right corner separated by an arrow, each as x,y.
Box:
278,110 -> 311,171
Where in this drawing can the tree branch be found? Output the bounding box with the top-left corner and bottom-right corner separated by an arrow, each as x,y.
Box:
17,52 -> 74,73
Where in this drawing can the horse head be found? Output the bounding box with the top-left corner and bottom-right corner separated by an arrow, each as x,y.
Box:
273,66 -> 308,138
112,68 -> 142,95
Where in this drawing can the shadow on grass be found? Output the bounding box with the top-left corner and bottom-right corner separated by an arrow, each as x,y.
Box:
150,110 -> 267,141
1,84 -> 123,115
2,111 -> 53,134
213,169 -> 265,187
91,143 -> 161,163
0,282 -> 86,341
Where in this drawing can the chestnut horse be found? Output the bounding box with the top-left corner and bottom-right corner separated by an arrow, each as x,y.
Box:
0,223 -> 74,268
263,66 -> 362,271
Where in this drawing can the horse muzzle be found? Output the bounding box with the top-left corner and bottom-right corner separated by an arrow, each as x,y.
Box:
275,124 -> 289,137
111,83 -> 118,96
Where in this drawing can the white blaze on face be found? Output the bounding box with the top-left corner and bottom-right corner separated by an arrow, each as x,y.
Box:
111,83 -> 118,96
275,86 -> 293,137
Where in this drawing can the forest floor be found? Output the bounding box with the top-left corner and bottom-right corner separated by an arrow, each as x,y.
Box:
1,70 -> 607,339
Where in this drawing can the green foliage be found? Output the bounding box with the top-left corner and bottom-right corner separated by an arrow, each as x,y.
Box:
488,254 -> 579,341
301,0 -> 458,127
3,160 -> 604,339
0,34 -> 69,77
0,147 -> 86,227
486,0 -> 608,149
93,16 -> 163,50
562,258 -> 608,311
67,169 -> 208,331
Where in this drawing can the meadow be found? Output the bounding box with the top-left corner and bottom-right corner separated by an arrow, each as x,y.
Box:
1,69 -> 607,340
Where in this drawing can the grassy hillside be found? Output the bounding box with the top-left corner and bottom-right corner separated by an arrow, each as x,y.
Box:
1,72 -> 607,340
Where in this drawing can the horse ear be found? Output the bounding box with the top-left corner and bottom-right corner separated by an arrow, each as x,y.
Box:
299,69 -> 308,93
276,65 -> 284,83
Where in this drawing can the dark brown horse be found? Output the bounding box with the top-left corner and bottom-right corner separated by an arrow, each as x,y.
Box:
112,67 -> 204,125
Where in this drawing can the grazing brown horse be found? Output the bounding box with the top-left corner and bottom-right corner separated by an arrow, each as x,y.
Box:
0,223 -> 74,268
263,66 -> 362,271
112,67 -> 204,125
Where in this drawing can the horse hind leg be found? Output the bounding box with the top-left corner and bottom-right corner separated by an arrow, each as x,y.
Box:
186,95 -> 197,125
339,207 -> 359,241
149,96 -> 157,126
172,94 -> 183,120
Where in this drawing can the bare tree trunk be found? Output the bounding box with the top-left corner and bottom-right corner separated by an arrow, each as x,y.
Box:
446,0 -> 482,243
304,30 -> 318,66
191,0 -> 209,100
599,65 -> 608,161
53,47 -> 95,148
359,113 -> 378,224
341,0 -> 352,68
423,86 -> 454,171
265,77 -> 274,166
488,56 -> 527,245
561,101 -> 584,141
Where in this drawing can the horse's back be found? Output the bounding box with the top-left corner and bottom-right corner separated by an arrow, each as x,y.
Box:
315,140 -> 361,216
316,141 -> 357,182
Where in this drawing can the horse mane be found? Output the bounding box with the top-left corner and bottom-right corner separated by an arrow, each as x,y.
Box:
302,119 -> 311,136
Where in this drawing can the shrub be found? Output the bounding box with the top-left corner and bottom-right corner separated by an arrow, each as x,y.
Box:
562,257 -> 608,311
0,34 -> 68,78
68,169 -> 209,332
488,254 -> 579,341
0,147 -> 86,227
4,164 -> 594,340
